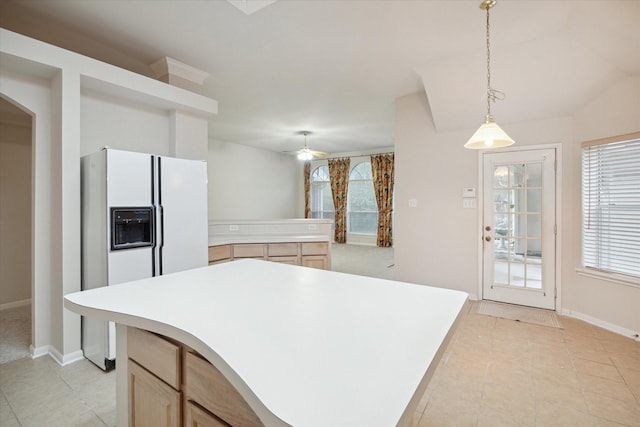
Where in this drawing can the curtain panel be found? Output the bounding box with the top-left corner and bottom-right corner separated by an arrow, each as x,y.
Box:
371,153 -> 395,247
328,157 -> 350,243
304,161 -> 311,218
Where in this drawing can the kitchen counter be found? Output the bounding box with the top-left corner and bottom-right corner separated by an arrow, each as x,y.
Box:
65,259 -> 468,427
208,233 -> 330,246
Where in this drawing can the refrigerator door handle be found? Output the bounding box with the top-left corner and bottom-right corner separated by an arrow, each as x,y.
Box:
159,205 -> 164,276
151,205 -> 157,277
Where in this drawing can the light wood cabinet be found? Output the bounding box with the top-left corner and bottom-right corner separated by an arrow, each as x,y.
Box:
184,401 -> 229,427
127,327 -> 263,427
208,245 -> 231,265
128,327 -> 180,389
184,351 -> 264,427
301,255 -> 329,270
128,359 -> 181,427
301,241 -> 328,256
208,241 -> 330,270
233,244 -> 266,259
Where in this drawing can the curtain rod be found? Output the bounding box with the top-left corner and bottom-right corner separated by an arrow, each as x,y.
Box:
320,151 -> 394,161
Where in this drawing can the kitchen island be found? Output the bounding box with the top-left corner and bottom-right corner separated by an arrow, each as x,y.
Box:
65,259 -> 468,427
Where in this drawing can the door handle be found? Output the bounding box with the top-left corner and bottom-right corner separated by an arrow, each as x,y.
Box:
485,236 -> 492,242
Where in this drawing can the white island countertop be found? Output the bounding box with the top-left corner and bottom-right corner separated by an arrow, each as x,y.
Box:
65,259 -> 467,427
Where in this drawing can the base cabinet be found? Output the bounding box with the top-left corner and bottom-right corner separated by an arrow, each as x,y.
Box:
301,255 -> 328,270
208,241 -> 330,270
185,401 -> 229,427
128,327 -> 263,427
128,360 -> 181,427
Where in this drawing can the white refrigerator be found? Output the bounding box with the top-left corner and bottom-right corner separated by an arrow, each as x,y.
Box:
81,148 -> 208,370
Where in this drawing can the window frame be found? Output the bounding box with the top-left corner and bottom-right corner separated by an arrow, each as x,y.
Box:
346,160 -> 378,236
309,164 -> 334,222
578,131 -> 640,288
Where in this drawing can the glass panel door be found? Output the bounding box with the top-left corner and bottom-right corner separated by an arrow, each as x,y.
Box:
483,149 -> 556,310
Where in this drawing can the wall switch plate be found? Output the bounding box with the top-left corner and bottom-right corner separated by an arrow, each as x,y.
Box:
408,198 -> 418,208
462,199 -> 476,209
229,225 -> 239,231
462,187 -> 476,198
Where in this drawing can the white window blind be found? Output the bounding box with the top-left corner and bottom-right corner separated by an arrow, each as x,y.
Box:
582,132 -> 640,279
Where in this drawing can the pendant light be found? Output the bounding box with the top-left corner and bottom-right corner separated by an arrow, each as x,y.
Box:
465,0 -> 514,150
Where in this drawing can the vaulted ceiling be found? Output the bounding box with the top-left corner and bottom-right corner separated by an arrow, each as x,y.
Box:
1,0 -> 638,156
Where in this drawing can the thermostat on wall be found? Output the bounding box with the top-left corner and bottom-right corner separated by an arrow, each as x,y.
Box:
462,187 -> 476,198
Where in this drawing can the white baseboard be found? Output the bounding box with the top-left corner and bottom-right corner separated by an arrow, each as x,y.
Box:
344,233 -> 377,246
0,298 -> 31,311
561,308 -> 640,342
30,344 -> 49,359
30,345 -> 85,365
49,347 -> 85,366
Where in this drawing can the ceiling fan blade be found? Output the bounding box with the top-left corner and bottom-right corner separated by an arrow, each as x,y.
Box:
311,150 -> 328,159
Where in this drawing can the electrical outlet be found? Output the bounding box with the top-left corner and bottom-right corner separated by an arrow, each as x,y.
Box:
229,225 -> 239,231
408,198 -> 418,208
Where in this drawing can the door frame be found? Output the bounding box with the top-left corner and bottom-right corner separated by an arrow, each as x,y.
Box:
476,143 -> 563,312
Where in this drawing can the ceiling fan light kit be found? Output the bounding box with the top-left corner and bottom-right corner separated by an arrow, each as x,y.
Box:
465,0 -> 515,150
295,131 -> 328,160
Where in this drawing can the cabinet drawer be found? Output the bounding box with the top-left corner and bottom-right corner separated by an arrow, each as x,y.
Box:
127,327 -> 180,390
184,351 -> 264,427
185,401 -> 229,427
267,243 -> 298,257
302,255 -> 328,270
208,245 -> 231,263
233,244 -> 265,258
301,242 -> 328,255
267,255 -> 299,265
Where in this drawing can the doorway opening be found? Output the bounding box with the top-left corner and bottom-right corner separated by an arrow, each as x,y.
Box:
0,96 -> 34,363
481,147 -> 560,311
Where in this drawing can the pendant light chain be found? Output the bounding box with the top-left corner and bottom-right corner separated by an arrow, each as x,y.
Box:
485,3 -> 505,120
486,5 -> 492,118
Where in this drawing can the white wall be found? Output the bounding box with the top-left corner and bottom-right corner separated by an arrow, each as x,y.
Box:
81,93 -> 171,157
565,76 -> 640,334
395,76 -> 640,336
208,138 -> 303,220
0,107 -> 32,308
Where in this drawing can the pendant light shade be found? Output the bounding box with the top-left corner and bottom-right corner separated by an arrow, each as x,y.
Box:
465,0 -> 514,150
465,115 -> 514,149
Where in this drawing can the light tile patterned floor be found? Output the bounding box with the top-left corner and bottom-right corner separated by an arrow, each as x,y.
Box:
414,302 -> 640,427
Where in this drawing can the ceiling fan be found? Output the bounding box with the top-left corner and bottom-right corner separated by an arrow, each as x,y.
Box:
291,131 -> 329,160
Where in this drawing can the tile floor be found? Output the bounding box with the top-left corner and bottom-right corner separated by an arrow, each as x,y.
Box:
414,302 -> 640,427
0,355 -> 115,426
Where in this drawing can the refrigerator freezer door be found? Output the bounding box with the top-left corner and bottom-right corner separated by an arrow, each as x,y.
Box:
107,150 -> 154,284
158,157 -> 208,274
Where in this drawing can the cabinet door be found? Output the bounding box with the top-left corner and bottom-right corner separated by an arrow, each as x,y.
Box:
301,242 -> 328,255
129,359 -> 181,427
208,245 -> 232,264
184,351 -> 264,427
233,244 -> 265,259
267,255 -> 299,265
185,401 -> 229,427
302,255 -> 328,270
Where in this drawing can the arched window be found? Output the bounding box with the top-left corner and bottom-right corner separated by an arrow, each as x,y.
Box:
347,162 -> 377,235
310,165 -> 334,222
